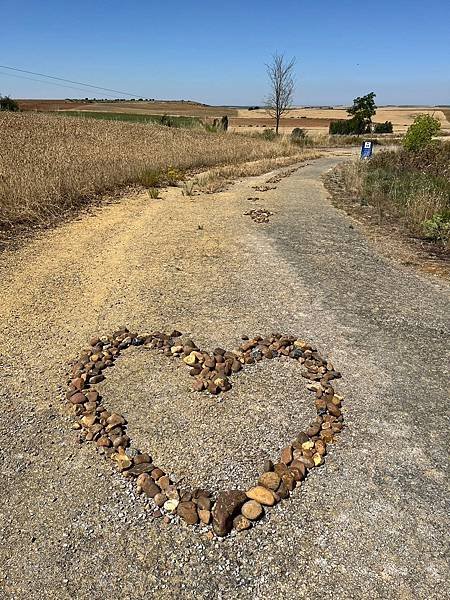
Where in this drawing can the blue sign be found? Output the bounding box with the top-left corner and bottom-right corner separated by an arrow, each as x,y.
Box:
360,140 -> 373,159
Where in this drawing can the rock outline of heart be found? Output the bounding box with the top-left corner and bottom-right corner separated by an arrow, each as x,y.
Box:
66,327 -> 345,536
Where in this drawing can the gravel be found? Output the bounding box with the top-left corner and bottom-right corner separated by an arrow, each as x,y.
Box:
0,156 -> 448,599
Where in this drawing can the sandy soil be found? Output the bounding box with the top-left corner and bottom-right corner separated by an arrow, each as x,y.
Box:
0,156 -> 448,599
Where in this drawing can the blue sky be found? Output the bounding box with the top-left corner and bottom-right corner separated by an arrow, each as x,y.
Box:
1,0 -> 449,105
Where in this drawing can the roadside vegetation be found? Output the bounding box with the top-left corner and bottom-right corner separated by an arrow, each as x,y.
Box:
330,115 -> 449,249
0,111 -> 313,230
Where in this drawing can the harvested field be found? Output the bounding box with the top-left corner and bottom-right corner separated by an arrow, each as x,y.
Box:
0,111 -> 309,230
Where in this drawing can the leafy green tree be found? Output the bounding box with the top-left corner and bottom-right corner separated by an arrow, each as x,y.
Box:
403,114 -> 441,151
347,92 -> 377,130
0,95 -> 19,112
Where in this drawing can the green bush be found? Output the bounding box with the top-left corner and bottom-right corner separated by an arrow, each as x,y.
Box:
422,210 -> 450,243
373,121 -> 393,134
329,115 -> 367,135
403,114 -> 441,151
0,95 -> 19,112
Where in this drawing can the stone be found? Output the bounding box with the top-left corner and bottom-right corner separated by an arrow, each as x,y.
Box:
177,501 -> 199,525
158,475 -> 170,490
134,453 -> 152,465
313,453 -> 323,466
241,500 -> 263,520
165,485 -> 179,500
233,515 -> 251,532
70,392 -> 86,405
306,423 -> 321,437
280,445 -> 293,465
196,496 -> 211,511
111,447 -> 132,470
122,462 -> 154,477
183,352 -> 197,366
263,459 -> 274,472
246,486 -> 275,506
163,498 -> 179,512
151,467 -> 165,480
301,441 -> 314,451
81,414 -> 96,428
198,509 -> 211,524
297,432 -> 310,444
212,490 -> 247,537
137,473 -> 160,498
258,471 -> 281,491
154,493 -> 167,507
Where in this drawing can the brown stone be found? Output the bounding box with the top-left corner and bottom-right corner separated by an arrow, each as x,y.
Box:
246,486 -> 275,506
158,475 -> 170,490
280,445 -> 293,465
233,514 -> 251,532
134,453 -> 152,465
241,500 -> 264,521
137,473 -> 160,498
198,509 -> 211,524
154,493 -> 167,507
123,462 -> 154,477
258,471 -> 281,491
196,496 -> 211,511
212,490 -> 247,537
70,392 -> 87,405
274,462 -> 289,476
151,467 -> 165,480
296,432 -> 310,444
177,501 -> 199,525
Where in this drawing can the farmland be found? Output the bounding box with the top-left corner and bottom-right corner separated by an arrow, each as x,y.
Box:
0,111 -> 312,229
17,98 -> 450,134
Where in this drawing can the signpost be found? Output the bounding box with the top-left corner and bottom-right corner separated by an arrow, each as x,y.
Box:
360,140 -> 373,159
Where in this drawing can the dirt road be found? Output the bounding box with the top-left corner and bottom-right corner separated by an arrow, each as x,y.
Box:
0,157 -> 448,599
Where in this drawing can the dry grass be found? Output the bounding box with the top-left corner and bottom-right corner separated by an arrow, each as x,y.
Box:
332,145 -> 450,248
0,112 -> 306,229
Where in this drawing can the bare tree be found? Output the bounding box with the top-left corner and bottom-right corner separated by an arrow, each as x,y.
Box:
265,53 -> 296,134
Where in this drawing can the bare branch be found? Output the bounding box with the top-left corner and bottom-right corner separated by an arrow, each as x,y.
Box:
265,53 -> 296,134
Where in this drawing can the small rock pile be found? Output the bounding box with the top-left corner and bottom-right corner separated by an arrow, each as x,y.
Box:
244,208 -> 274,224
265,165 -> 306,185
66,328 -> 345,536
252,184 -> 277,192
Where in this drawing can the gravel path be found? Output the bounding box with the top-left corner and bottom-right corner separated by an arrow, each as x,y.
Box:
0,156 -> 448,599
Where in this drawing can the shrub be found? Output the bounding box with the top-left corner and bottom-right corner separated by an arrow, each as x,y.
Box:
0,95 -> 19,112
147,187 -> 159,199
140,168 -> 164,188
422,210 -> 450,243
403,114 -> 441,151
291,127 -> 307,142
373,121 -> 393,134
329,115 -> 367,135
261,128 -> 277,141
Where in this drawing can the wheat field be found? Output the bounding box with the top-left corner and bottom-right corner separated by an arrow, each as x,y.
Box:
0,112 -> 305,228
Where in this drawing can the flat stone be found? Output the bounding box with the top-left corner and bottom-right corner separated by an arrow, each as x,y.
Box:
246,486 -> 275,506
212,490 -> 247,537
122,462 -> 154,477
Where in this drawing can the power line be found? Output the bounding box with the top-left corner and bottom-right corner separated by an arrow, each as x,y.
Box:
0,64 -> 146,98
0,70 -> 120,98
